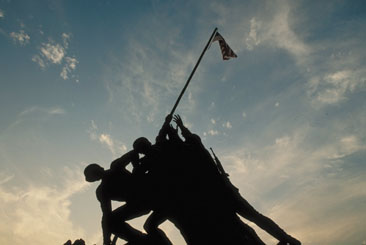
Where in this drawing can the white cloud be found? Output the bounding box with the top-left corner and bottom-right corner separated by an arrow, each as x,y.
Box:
99,134 -> 115,154
0,9 -> 4,18
87,120 -> 98,141
32,33 -> 78,80
221,126 -> 366,244
61,57 -> 78,80
246,18 -> 261,50
242,112 -> 247,119
87,121 -> 127,155
40,43 -> 65,64
32,55 -> 46,68
0,173 -> 14,185
48,107 -> 66,115
237,1 -> 366,110
275,136 -> 290,147
208,129 -> 219,136
330,135 -> 366,159
210,0 -> 310,61
223,121 -> 232,129
308,69 -> 366,106
265,174 -> 366,244
267,4 -> 309,59
210,118 -> 216,124
66,57 -> 78,70
62,33 -> 71,49
214,0 -> 365,111
60,67 -> 68,79
252,2 -> 309,62
120,144 -> 127,152
91,120 -> 97,130
10,30 -> 30,46
0,167 -> 89,245
103,20 -> 201,123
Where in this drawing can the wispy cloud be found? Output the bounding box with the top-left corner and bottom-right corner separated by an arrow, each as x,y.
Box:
241,1 -> 310,63
308,69 -> 366,106
10,106 -> 66,128
31,55 -> 46,69
10,30 -> 30,46
87,121 -> 127,155
212,0 -> 365,111
19,106 -> 66,117
0,9 -> 4,18
241,1 -> 366,110
99,133 -> 115,154
0,172 -> 14,185
48,107 -> 66,115
222,125 -> 366,244
103,17 -> 204,124
246,18 -> 261,50
87,120 -> 98,141
0,167 -> 89,245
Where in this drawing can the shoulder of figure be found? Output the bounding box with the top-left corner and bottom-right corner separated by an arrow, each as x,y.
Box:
188,134 -> 202,145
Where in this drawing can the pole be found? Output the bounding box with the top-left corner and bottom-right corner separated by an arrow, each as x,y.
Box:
169,27 -> 218,116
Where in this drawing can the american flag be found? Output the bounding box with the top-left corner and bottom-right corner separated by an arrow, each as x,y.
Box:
212,32 -> 237,60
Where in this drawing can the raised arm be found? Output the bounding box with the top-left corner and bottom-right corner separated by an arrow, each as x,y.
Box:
155,114 -> 173,143
173,114 -> 193,140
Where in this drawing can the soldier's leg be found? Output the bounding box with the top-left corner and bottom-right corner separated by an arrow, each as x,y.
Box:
144,211 -> 172,245
109,204 -> 150,243
235,194 -> 300,245
234,216 -> 265,245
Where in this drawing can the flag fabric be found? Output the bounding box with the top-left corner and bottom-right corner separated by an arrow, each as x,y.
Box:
212,32 -> 237,60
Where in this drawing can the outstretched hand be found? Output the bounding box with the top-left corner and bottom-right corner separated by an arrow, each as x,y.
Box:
173,114 -> 183,127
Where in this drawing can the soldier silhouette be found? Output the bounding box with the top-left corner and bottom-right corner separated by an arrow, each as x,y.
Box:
173,114 -> 301,245
84,150 -> 150,245
133,115 -> 264,244
84,116 -> 174,245
131,115 -> 179,244
86,113 -> 300,245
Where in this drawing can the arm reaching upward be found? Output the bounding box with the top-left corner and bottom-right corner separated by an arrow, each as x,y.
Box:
173,114 -> 193,140
155,114 -> 173,143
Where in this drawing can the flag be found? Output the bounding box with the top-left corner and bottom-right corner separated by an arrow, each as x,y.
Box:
212,32 -> 237,60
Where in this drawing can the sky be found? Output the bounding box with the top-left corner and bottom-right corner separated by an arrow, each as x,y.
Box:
1,0 -> 366,244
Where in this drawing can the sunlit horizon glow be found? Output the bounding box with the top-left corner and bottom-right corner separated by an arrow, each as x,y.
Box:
1,1 -> 366,244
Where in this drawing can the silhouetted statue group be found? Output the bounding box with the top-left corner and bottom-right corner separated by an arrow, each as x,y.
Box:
83,115 -> 301,245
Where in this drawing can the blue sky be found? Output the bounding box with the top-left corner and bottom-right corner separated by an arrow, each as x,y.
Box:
1,0 -> 366,244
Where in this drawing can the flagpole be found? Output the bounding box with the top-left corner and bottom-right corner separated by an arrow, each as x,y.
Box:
169,27 -> 218,116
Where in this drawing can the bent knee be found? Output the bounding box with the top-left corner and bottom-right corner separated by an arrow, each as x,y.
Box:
143,222 -> 154,233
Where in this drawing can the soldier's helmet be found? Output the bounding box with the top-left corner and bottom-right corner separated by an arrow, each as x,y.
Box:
133,137 -> 152,154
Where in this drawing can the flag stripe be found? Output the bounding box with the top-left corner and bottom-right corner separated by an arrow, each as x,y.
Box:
212,32 -> 237,60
